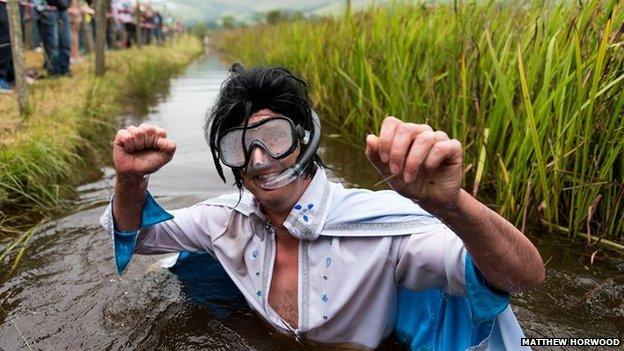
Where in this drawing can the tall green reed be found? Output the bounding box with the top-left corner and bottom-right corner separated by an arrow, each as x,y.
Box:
214,1 -> 624,241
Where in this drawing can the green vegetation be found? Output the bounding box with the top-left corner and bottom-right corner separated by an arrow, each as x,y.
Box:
214,1 -> 624,243
0,35 -> 203,235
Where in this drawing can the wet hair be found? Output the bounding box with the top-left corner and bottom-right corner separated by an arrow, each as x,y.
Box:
204,63 -> 324,191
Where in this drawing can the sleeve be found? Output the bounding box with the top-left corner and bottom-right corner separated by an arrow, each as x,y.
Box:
99,192 -> 232,275
394,225 -> 509,322
394,224 -> 468,295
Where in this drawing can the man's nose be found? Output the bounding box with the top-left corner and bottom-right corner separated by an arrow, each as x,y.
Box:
249,145 -> 269,165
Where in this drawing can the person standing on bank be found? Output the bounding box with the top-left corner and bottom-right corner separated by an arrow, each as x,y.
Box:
36,0 -> 71,76
101,64 -> 544,350
67,0 -> 82,64
52,0 -> 71,76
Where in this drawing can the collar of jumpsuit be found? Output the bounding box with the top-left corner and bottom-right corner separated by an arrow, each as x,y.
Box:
224,167 -> 444,242
103,166 -> 521,349
248,165 -> 332,242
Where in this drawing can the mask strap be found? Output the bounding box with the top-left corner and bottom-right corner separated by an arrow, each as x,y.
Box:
295,125 -> 310,145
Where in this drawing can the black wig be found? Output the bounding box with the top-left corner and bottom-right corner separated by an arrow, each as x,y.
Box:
204,63 -> 324,191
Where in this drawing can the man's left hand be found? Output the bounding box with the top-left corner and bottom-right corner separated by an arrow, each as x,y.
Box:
365,116 -> 463,207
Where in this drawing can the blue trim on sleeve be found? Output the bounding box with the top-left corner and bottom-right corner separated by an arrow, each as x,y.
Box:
394,254 -> 512,350
114,229 -> 138,275
113,192 -> 173,275
464,252 -> 510,323
142,192 -> 174,226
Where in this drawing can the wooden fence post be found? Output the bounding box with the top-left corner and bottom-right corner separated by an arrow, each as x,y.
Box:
135,12 -> 142,47
83,18 -> 95,53
95,0 -> 106,76
6,0 -> 29,116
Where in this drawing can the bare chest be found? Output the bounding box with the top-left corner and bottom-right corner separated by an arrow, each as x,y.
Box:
268,234 -> 299,328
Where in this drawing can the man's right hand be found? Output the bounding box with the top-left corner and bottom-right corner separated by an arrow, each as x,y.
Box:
113,124 -> 177,176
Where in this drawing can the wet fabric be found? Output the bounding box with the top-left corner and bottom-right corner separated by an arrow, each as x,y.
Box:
394,257 -> 527,350
166,251 -> 249,319
100,168 -> 526,349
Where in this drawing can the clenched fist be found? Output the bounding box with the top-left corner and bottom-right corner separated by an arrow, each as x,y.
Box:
365,116 -> 463,207
113,123 -> 177,176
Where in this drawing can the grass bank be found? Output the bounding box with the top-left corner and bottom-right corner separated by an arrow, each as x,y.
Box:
214,0 -> 624,244
0,35 -> 203,235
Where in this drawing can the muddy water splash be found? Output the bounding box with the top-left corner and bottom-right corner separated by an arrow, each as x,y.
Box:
1,56 -> 622,350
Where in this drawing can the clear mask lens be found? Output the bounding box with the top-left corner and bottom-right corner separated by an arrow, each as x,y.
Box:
218,117 -> 296,168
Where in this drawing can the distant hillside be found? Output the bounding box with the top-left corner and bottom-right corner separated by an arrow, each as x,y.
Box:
154,0 -> 383,24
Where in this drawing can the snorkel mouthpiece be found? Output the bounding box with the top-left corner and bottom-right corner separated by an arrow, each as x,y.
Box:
257,164 -> 304,190
257,110 -> 321,190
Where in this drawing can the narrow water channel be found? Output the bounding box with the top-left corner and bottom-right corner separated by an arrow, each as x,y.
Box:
0,56 -> 622,350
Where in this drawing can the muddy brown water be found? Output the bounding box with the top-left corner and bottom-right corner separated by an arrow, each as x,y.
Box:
1,56 -> 623,350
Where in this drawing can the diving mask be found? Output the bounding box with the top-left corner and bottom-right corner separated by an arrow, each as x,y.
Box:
217,112 -> 321,190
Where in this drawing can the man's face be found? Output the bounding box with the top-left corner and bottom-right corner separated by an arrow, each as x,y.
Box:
239,109 -> 309,214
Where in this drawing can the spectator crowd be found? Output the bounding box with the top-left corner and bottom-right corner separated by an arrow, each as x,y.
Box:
0,0 -> 182,91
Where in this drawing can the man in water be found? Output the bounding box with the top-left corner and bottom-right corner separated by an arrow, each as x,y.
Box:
101,64 -> 544,349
